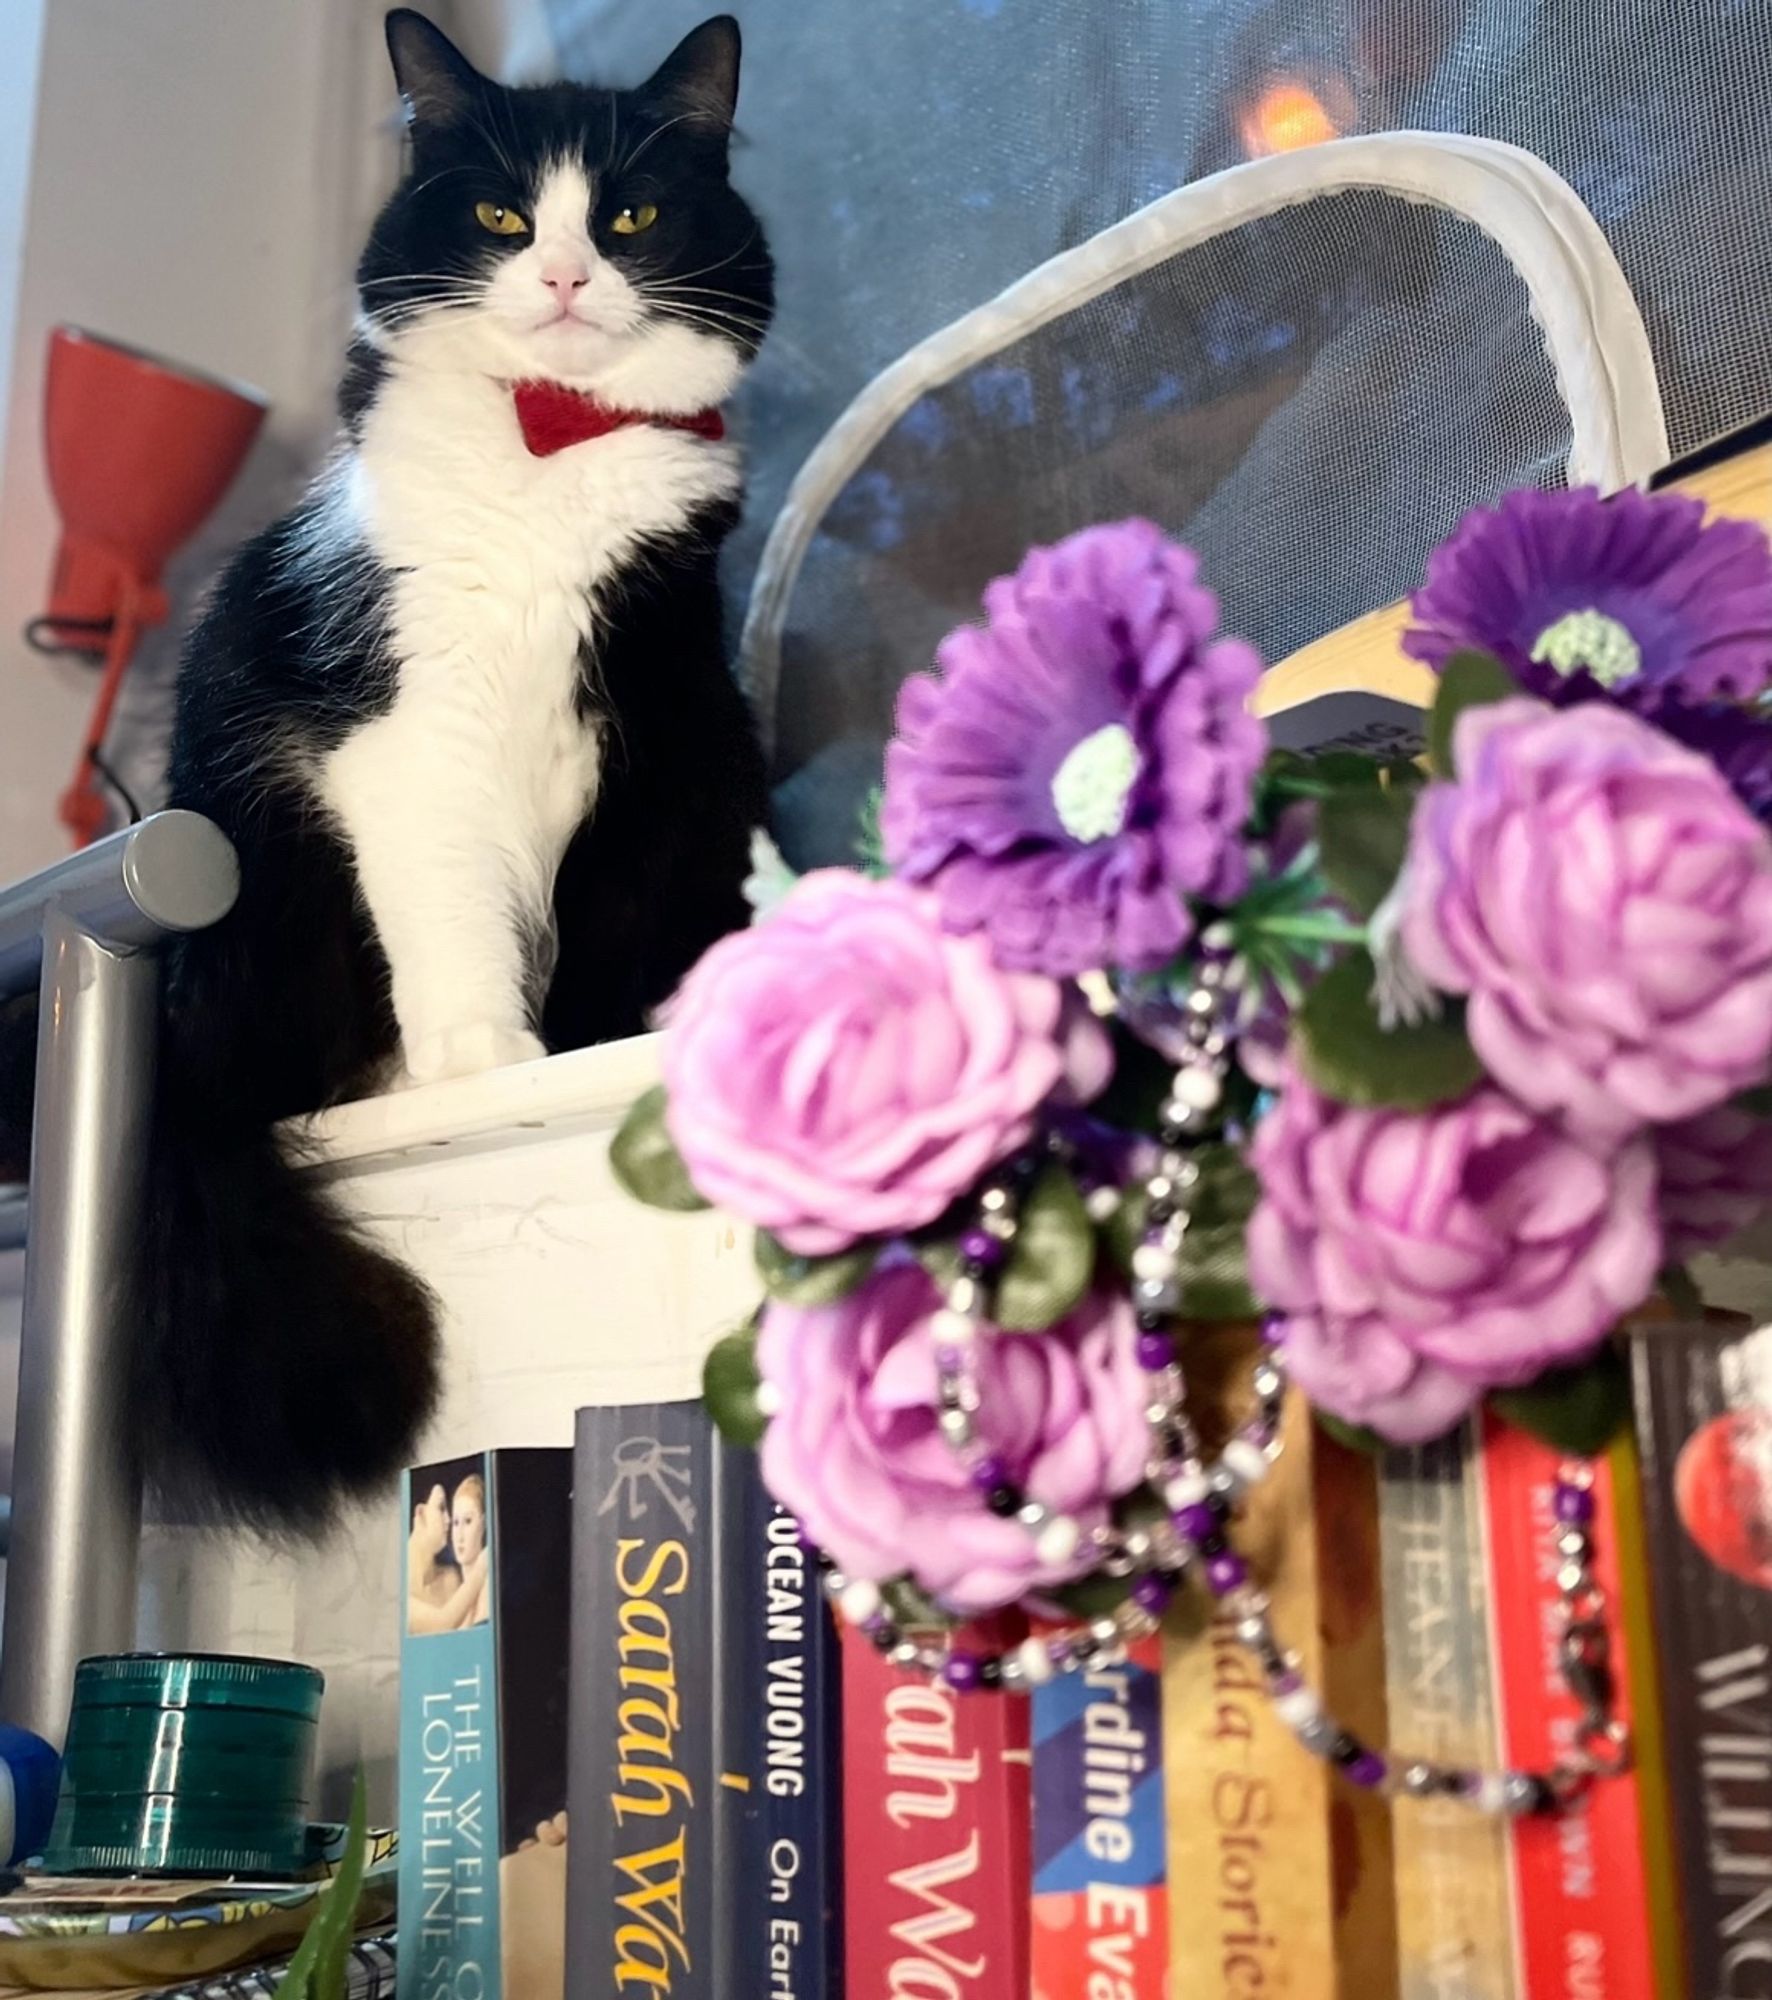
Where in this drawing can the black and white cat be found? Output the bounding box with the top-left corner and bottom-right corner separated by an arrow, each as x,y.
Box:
96,13 -> 771,1528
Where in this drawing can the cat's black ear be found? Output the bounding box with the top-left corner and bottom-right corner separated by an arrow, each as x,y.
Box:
644,16 -> 742,137
385,10 -> 481,129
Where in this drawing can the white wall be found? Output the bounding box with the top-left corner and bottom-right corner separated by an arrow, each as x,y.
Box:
0,0 -> 402,883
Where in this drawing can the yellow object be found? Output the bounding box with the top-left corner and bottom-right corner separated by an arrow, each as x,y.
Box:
611,203 -> 659,235
474,201 -> 528,235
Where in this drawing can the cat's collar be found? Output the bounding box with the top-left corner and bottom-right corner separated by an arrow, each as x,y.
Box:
511,379 -> 726,458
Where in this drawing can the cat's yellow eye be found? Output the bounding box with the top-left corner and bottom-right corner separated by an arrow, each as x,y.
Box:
474,201 -> 529,236
611,203 -> 659,236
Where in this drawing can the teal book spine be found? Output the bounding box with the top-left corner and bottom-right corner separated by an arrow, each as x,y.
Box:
399,1454 -> 502,2000
399,1448 -> 574,2000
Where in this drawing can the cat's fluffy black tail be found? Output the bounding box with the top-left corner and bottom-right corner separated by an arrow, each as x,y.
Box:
140,1086 -> 441,1534
2,988 -> 439,1534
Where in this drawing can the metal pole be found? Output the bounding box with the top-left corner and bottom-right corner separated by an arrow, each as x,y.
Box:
0,811 -> 238,1747
0,918 -> 157,1743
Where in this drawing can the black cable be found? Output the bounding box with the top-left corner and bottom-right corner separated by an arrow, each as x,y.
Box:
87,746 -> 143,826
24,615 -> 112,662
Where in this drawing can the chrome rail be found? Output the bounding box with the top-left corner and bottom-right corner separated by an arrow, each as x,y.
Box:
0,812 -> 237,1745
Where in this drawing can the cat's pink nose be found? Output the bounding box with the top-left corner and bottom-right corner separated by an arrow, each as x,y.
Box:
540,261 -> 591,298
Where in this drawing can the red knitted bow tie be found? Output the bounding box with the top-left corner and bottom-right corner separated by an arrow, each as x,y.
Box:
511,379 -> 726,457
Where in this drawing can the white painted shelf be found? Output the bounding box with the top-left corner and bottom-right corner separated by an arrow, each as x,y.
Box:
133,1032 -> 756,1806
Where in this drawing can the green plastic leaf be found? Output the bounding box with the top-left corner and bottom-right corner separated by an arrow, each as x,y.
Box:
919,1164 -> 1095,1331
1490,1348 -> 1630,1458
274,1770 -> 367,2000
703,1322 -> 769,1448
1000,1164 -> 1096,1330
1428,649 -> 1522,778
755,1231 -> 876,1306
1105,1147 -> 1260,1321
1048,1570 -> 1133,1620
883,1576 -> 946,1630
1307,750 -> 1388,790
1657,1263 -> 1705,1319
1296,951 -> 1484,1111
1313,1410 -> 1390,1458
609,1086 -> 709,1213
1317,786 -> 1413,919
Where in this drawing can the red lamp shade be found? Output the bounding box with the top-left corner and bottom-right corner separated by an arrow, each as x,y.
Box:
37,326 -> 268,843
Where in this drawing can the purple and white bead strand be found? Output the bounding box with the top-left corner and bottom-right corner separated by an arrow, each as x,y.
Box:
925,1150 -> 1090,1574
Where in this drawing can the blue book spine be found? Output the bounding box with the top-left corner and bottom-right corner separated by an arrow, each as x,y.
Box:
398,1456 -> 502,2000
566,1403 -> 717,2000
714,1439 -> 843,1999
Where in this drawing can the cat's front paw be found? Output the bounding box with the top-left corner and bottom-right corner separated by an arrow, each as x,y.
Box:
404,1023 -> 547,1086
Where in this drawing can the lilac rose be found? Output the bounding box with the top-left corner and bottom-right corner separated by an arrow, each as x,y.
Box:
1248,1069 -> 1660,1443
1404,699 -> 1772,1141
1656,1106 -> 1772,1257
662,870 -> 1109,1256
757,1260 -> 1149,1614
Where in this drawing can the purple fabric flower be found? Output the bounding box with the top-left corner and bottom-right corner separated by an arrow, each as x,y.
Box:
882,520 -> 1266,976
757,1261 -> 1149,1614
662,870 -> 1110,1256
1404,700 -> 1772,1141
1656,1106 -> 1772,1257
1248,1069 -> 1660,1443
1405,485 -> 1772,704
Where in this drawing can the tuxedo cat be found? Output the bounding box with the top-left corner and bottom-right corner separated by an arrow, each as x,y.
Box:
110,12 -> 772,1528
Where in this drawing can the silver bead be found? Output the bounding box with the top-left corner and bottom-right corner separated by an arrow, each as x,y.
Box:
1252,1361 -> 1284,1402
1555,1559 -> 1588,1595
1085,1185 -> 1123,1223
1296,1715 -> 1338,1755
1501,1773 -> 1541,1816
889,1641 -> 921,1668
1090,1615 -> 1121,1644
1555,1527 -> 1591,1562
1134,1275 -> 1182,1313
1234,1611 -> 1270,1649
1017,1499 -> 1049,1529
1185,986 -> 1218,1016
979,1185 -> 1012,1215
938,1408 -> 973,1445
823,1568 -> 848,1596
1399,1762 -> 1438,1798
981,1209 -> 1018,1242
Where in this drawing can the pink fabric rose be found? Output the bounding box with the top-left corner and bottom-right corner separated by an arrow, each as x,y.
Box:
1656,1106 -> 1772,1257
662,871 -> 1109,1254
1404,699 -> 1772,1140
1248,1069 -> 1660,1442
757,1260 -> 1150,1614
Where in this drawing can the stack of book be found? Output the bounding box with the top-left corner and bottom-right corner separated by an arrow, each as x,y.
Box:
394,1310 -> 1771,1998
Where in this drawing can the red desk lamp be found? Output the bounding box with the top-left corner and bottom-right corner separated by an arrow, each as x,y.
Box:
31,327 -> 267,846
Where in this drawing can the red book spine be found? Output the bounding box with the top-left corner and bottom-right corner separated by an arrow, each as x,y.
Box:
841,1625 -> 1031,1999
1478,1414 -> 1656,2000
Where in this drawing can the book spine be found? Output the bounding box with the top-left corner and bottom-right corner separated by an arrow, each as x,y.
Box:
1477,1413 -> 1657,2000
1162,1329 -> 1394,2000
713,1439 -> 844,1999
1029,1631 -> 1167,2000
1379,1428 -> 1517,2000
399,1456 -> 503,2000
1631,1324 -> 1772,1996
841,1622 -> 1029,1998
1605,1423 -> 1687,2000
566,1403 -> 717,2000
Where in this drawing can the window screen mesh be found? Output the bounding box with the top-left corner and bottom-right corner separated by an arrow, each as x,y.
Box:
768,191 -> 1573,860
536,0 -> 1772,855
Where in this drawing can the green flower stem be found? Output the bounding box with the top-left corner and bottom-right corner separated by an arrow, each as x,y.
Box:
1243,913 -> 1370,946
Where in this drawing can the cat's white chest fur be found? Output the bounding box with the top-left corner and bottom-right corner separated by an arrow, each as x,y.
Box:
317,358 -> 741,1085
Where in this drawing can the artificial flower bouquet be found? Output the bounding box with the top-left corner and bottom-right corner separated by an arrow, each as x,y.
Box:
612,487 -> 1772,1814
